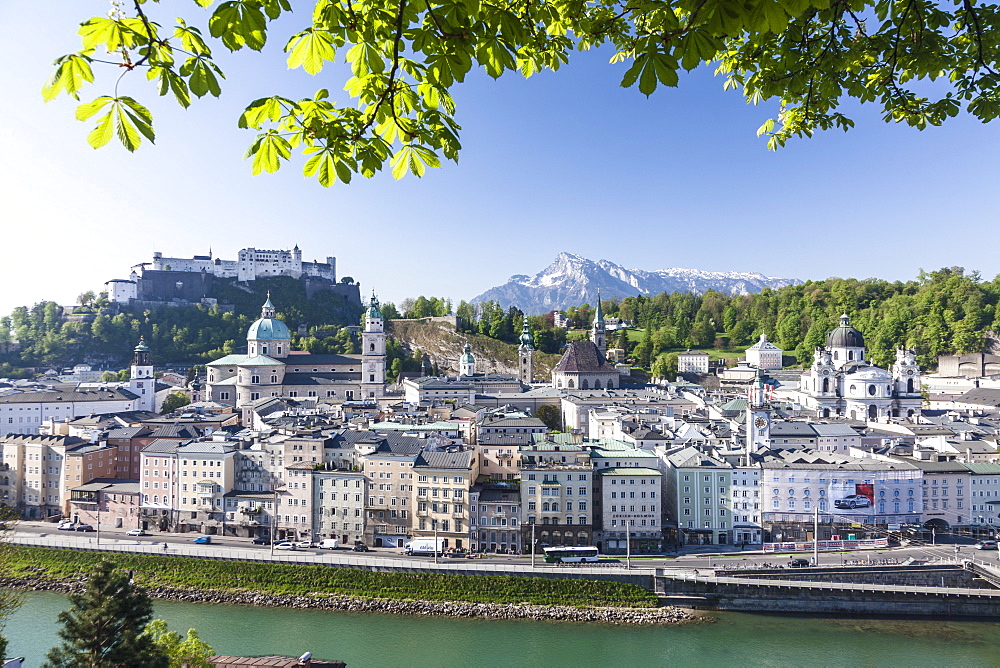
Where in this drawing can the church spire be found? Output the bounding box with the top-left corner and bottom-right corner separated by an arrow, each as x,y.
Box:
519,318 -> 534,350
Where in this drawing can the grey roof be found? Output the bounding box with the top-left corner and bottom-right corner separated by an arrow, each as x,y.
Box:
761,449 -> 920,471
72,478 -> 140,494
414,450 -> 473,469
284,354 -> 363,366
769,422 -> 819,438
140,438 -> 187,454
885,456 -> 969,473
553,341 -> 618,374
106,426 -> 151,439
282,372 -> 361,385
955,388 -> 1000,407
810,423 -> 862,437
0,434 -> 88,447
148,424 -> 203,439
476,433 -> 535,446
177,441 -> 236,455
477,488 -> 521,503
0,388 -> 139,404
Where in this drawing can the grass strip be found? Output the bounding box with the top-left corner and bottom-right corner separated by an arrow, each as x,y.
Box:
1,546 -> 657,608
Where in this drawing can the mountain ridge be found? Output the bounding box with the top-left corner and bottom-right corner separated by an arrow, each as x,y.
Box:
472,252 -> 801,313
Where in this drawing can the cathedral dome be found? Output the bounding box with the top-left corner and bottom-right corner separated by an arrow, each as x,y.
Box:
247,296 -> 290,341
827,314 -> 865,349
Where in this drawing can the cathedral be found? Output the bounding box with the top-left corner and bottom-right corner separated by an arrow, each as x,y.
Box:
551,292 -> 621,391
206,294 -> 386,413
796,314 -> 922,421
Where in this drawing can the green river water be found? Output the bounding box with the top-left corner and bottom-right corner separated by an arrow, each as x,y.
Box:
6,591 -> 999,667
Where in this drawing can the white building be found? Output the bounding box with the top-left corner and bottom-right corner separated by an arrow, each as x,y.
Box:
796,314 -> 923,421
148,246 -> 337,282
596,466 -> 663,554
206,294 -> 386,417
745,334 -> 782,370
678,350 -> 710,374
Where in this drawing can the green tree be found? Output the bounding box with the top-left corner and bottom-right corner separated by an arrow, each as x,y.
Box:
44,559 -> 168,668
77,291 -> 96,307
142,620 -> 214,668
651,352 -> 679,380
535,405 -> 562,431
46,0 -> 1000,184
160,392 -> 191,415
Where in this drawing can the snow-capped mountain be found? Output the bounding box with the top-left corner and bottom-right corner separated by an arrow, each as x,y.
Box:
472,252 -> 801,313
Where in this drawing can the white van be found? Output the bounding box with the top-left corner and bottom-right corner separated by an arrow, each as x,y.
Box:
318,538 -> 340,550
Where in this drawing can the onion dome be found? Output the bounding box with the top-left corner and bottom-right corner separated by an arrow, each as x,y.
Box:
827,314 -> 865,349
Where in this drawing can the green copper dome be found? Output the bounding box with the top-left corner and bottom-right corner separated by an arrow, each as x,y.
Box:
247,295 -> 290,341
460,343 -> 475,364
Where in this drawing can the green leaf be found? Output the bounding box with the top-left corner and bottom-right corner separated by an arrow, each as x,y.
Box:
86,110 -> 115,149
43,54 -> 94,102
75,96 -> 114,121
345,43 -> 385,77
246,131 -> 292,174
286,29 -> 338,75
209,1 -> 268,51
238,96 -> 289,129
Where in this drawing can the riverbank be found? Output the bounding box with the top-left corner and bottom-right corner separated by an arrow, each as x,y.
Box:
0,547 -> 702,626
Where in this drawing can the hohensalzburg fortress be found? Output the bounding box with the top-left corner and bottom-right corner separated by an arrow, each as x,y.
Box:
150,246 -> 336,282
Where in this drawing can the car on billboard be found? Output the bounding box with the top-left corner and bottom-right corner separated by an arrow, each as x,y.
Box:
834,494 -> 872,509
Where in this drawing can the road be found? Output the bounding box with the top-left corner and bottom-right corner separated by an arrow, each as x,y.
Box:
10,522 -> 1000,571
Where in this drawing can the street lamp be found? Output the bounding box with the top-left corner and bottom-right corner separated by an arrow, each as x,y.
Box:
270,485 -> 285,557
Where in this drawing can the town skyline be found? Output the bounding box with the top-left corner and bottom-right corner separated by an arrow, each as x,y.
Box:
4,0 -> 1000,317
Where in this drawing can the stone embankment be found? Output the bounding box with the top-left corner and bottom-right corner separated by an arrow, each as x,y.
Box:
2,575 -> 702,626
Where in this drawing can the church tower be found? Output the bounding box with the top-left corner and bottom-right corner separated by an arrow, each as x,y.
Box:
745,367 -> 772,460
590,289 -> 607,359
518,318 -> 534,384
458,343 -> 476,378
129,337 -> 156,413
361,292 -> 387,399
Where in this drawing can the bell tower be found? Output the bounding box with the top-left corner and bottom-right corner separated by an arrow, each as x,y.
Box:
361,292 -> 387,399
745,368 -> 772,459
590,289 -> 607,359
129,337 -> 156,412
518,318 -> 534,384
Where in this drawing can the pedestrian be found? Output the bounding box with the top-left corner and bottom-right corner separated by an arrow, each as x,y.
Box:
163,542 -> 168,552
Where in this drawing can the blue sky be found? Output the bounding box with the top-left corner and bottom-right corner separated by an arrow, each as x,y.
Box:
2,0 -> 998,317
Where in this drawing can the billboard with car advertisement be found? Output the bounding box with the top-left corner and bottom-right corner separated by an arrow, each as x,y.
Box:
830,482 -> 875,515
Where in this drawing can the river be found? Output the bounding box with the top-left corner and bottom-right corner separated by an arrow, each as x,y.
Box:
6,591 -> 1000,667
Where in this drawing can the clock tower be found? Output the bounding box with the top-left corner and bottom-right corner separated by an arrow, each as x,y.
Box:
746,367 -> 772,456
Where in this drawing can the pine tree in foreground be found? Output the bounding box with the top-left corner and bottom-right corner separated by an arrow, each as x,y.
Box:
44,559 -> 168,668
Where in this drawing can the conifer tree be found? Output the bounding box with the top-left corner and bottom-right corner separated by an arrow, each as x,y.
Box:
44,560 -> 168,668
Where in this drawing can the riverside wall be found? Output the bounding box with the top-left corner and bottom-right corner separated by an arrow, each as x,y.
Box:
657,568 -> 1000,617
2,575 -> 699,626
720,565 -> 985,588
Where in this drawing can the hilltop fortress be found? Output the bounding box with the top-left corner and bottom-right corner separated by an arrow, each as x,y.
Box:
105,246 -> 360,307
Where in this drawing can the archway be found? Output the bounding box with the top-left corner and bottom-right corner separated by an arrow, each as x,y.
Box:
567,379 -> 574,389
581,379 -> 589,390
822,408 -> 830,418
822,378 -> 829,393
594,380 -> 602,389
868,404 -> 878,420
907,378 -> 914,393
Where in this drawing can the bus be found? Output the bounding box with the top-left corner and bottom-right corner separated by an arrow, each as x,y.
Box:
542,546 -> 600,563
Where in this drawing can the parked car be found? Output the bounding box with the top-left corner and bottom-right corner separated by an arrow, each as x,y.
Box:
788,558 -> 811,568
57,522 -> 76,531
352,544 -> 370,552
834,495 -> 872,509
974,540 -> 998,550
295,540 -> 315,549
125,528 -> 148,537
274,541 -> 296,551
74,524 -> 95,532
251,537 -> 269,545
192,535 -> 212,545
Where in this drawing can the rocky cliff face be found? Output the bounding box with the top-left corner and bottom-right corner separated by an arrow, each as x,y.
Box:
472,252 -> 801,313
390,320 -> 559,378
